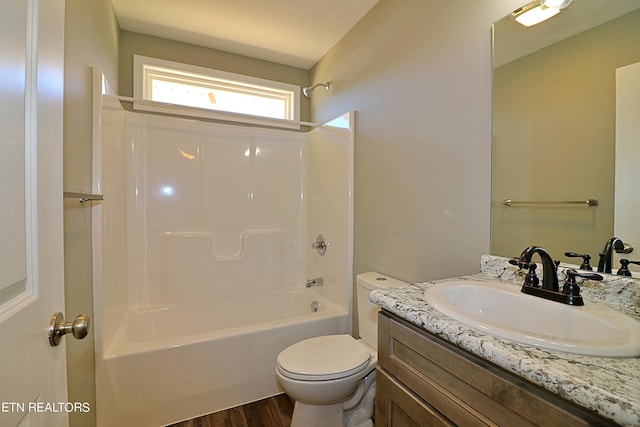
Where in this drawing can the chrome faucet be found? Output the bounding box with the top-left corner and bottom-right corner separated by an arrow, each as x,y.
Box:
517,246 -> 559,291
311,234 -> 329,256
597,237 -> 633,273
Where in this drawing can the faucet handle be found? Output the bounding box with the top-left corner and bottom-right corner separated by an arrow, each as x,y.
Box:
508,257 -> 529,269
564,252 -> 592,270
562,269 -> 603,297
524,262 -> 539,287
600,241 -> 634,257
617,243 -> 634,254
311,234 -> 329,256
617,259 -> 640,277
509,258 -> 540,287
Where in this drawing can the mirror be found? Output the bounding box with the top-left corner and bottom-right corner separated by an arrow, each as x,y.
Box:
491,0 -> 640,273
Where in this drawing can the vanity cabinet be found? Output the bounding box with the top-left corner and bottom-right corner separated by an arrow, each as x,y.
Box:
376,311 -> 615,426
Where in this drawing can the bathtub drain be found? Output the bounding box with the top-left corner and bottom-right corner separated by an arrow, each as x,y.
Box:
311,301 -> 320,312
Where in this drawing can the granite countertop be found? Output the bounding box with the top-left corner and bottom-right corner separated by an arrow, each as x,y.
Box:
370,255 -> 640,427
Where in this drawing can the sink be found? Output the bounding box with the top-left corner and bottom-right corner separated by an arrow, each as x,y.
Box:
424,280 -> 640,357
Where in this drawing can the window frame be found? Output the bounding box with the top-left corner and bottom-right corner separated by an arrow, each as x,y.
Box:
133,55 -> 301,128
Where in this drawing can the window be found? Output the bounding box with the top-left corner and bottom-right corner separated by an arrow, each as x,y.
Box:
133,55 -> 300,127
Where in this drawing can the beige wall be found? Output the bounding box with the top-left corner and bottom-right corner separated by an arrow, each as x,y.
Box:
63,0 -> 119,426
492,10 -> 640,261
311,0 -> 524,284
118,31 -> 311,121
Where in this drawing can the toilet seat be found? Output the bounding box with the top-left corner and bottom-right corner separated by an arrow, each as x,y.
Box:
277,335 -> 372,381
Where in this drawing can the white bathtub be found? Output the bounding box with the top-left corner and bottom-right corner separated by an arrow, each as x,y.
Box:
95,288 -> 349,427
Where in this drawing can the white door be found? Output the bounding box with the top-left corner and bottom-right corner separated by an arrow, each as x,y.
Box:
0,0 -> 68,426
615,62 -> 640,275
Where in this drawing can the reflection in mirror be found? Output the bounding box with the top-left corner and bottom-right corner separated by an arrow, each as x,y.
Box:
491,0 -> 640,275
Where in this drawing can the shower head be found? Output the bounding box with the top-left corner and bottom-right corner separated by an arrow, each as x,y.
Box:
302,82 -> 330,98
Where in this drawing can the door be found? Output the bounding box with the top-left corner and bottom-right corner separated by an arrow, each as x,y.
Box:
0,0 -> 67,426
615,62 -> 640,275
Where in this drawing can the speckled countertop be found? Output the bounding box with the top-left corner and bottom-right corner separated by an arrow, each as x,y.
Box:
370,255 -> 640,427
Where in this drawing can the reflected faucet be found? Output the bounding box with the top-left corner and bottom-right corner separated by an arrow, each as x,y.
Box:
597,237 -> 633,273
517,246 -> 559,292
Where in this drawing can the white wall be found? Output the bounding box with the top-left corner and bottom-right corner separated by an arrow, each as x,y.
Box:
615,61 -> 640,274
310,0 -> 525,284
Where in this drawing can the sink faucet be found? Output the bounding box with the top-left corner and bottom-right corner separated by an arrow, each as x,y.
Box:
512,246 -> 602,306
517,246 -> 559,292
597,237 -> 633,273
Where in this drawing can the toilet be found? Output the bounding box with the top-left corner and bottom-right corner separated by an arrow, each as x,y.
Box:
276,272 -> 408,427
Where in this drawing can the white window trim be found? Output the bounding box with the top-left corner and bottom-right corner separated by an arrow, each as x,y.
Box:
133,55 -> 301,129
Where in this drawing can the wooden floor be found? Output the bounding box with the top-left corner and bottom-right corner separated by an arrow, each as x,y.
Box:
168,394 -> 294,427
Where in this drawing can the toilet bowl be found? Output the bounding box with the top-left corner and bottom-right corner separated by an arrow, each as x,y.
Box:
276,272 -> 408,427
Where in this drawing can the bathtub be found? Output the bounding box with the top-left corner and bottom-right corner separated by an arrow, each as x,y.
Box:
95,288 -> 349,427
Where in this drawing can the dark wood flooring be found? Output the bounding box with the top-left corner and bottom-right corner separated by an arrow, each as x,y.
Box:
168,394 -> 294,427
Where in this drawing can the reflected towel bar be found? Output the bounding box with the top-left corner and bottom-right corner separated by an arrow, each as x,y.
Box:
64,191 -> 105,203
502,198 -> 598,207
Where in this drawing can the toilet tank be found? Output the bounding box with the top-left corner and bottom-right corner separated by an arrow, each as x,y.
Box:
356,272 -> 409,349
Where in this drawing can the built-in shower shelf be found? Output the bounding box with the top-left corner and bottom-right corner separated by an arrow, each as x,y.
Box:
157,229 -> 286,238
157,229 -> 287,261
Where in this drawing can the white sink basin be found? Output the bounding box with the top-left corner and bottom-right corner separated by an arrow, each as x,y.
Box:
424,280 -> 640,357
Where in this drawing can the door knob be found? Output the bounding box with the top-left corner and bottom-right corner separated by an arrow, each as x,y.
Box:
48,312 -> 90,347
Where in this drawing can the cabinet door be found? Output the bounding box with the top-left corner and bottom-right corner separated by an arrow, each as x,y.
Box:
378,312 -> 609,427
376,368 -> 454,427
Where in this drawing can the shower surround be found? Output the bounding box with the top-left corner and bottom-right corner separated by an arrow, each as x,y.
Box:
93,81 -> 353,426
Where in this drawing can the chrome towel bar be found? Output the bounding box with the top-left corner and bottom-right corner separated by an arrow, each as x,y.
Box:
502,198 -> 598,207
64,191 -> 105,203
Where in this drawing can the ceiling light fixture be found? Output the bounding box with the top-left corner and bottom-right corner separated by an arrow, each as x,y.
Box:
540,0 -> 572,9
510,0 -> 571,27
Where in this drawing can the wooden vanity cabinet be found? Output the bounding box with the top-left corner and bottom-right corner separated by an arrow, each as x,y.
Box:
375,311 -> 615,427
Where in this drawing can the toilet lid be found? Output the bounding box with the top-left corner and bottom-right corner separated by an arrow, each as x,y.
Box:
277,335 -> 371,381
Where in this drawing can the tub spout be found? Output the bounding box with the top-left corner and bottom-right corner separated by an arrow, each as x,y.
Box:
305,277 -> 324,287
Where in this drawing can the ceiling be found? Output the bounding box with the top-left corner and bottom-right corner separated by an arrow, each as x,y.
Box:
111,0 -> 380,70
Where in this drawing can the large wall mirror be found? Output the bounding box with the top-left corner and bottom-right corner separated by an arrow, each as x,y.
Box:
491,0 -> 640,274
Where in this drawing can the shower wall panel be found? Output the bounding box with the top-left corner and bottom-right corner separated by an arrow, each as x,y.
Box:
130,115 -> 307,307
305,113 -> 354,313
97,106 -> 128,354
96,94 -> 353,356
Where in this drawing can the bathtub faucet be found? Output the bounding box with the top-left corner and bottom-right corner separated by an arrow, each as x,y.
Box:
305,277 -> 324,287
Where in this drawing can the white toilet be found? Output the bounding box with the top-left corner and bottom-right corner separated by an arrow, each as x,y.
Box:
276,272 -> 408,427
